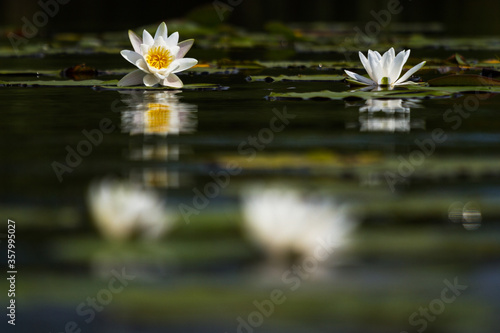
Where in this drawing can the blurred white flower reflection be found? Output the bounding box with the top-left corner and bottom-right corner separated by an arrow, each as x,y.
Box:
448,201 -> 482,231
88,179 -> 176,241
242,185 -> 358,273
348,99 -> 424,132
120,91 -> 197,189
121,91 -> 197,136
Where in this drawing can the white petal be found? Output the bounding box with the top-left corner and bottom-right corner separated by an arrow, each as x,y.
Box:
396,81 -> 418,86
389,50 -> 410,83
154,22 -> 168,41
136,59 -> 149,73
128,30 -> 142,54
166,32 -> 179,49
395,61 -> 426,85
154,72 -> 166,80
172,58 -> 198,73
161,73 -> 183,88
152,36 -> 167,50
344,70 -> 375,85
143,74 -> 160,87
367,49 -> 376,62
143,30 -> 154,45
369,53 -> 383,83
177,39 -> 194,59
118,70 -> 145,86
120,50 -> 143,67
359,51 -> 374,81
387,47 -> 395,61
373,51 -> 382,61
381,50 -> 392,79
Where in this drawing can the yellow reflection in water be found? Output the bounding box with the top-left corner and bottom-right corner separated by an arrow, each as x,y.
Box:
120,91 -> 197,136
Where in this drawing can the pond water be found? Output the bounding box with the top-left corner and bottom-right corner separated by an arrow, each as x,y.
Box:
1,41 -> 500,332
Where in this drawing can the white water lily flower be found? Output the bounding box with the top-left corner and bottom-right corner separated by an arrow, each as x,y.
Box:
118,22 -> 198,88
345,48 -> 426,86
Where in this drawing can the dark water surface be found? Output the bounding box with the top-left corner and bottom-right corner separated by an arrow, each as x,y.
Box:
1,50 -> 500,332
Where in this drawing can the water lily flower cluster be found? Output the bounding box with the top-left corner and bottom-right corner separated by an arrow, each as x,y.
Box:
119,22 -> 198,88
345,48 -> 426,87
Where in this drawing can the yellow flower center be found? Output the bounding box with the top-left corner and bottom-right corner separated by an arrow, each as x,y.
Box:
146,103 -> 171,134
146,46 -> 174,70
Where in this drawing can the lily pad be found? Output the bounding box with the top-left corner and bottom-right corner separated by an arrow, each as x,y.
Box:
428,74 -> 500,86
247,75 -> 345,83
96,83 -> 227,91
0,79 -> 226,91
267,88 -> 455,101
0,79 -> 116,88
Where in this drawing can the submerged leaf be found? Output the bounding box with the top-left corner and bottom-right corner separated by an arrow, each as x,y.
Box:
61,64 -> 98,81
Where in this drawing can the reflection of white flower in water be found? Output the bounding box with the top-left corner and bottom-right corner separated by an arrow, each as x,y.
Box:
360,116 -> 411,132
118,22 -> 197,87
242,185 -> 357,269
356,99 -> 424,132
121,91 -> 197,136
88,179 -> 176,241
345,48 -> 426,86
360,99 -> 411,113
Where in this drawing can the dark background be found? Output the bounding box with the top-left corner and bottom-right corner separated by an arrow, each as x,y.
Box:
1,0 -> 500,35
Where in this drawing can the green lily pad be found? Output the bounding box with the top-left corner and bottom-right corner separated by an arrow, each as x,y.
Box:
268,88 -> 455,101
96,83 -> 227,91
428,74 -> 500,86
247,74 -> 345,83
0,79 -> 116,87
0,79 -> 226,91
0,69 -> 61,77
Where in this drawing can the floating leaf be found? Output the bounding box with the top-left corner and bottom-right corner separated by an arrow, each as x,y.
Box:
268,88 -> 455,101
0,80 -> 226,91
95,83 -> 227,91
428,74 -> 500,86
0,79 -> 116,87
0,69 -> 60,77
247,75 -> 345,83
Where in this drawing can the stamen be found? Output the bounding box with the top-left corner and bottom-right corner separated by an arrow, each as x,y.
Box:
146,47 -> 174,70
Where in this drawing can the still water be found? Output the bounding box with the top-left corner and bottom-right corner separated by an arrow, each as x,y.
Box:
1,49 -> 500,332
